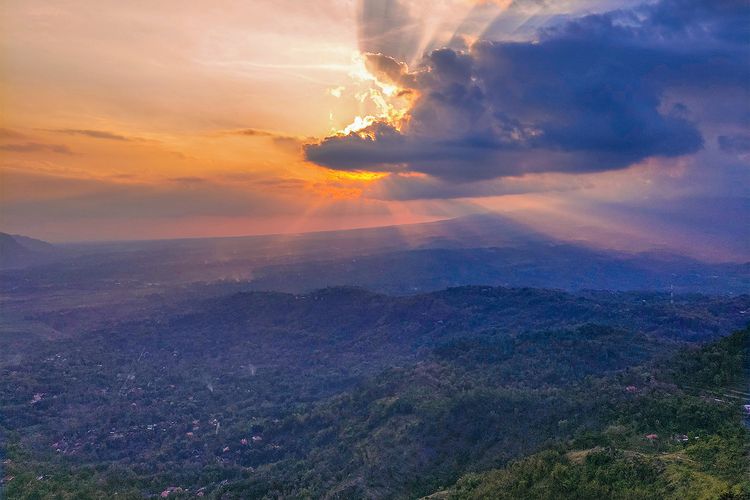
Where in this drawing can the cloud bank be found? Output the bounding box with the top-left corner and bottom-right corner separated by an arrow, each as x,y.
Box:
306,0 -> 749,188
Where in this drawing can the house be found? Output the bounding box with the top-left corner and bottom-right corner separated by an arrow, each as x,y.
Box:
160,486 -> 184,498
645,434 -> 658,441
625,386 -> 638,394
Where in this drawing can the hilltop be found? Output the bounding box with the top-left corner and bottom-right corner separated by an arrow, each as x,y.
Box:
0,233 -> 58,269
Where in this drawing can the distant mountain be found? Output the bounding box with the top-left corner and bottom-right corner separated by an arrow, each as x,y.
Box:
248,244 -> 750,296
2,214 -> 747,294
0,232 -> 59,269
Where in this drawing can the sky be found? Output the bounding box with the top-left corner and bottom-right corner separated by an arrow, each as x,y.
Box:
0,0 -> 748,260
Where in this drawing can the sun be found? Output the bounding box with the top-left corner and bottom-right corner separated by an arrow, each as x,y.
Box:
329,53 -> 414,137
332,170 -> 388,182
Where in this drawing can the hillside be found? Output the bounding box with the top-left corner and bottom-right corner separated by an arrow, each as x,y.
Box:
1,286 -> 748,498
0,233 -> 58,269
429,328 -> 750,499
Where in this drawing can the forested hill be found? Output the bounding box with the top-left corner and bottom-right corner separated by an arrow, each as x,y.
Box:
1,285 -> 748,498
428,327 -> 750,499
156,285 -> 750,343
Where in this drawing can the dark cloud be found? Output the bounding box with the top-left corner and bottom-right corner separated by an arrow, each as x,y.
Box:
718,134 -> 750,154
638,0 -> 750,45
306,0 -> 748,184
0,142 -> 73,154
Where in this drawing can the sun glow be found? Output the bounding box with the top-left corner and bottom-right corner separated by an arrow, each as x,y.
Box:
305,168 -> 390,201
332,170 -> 388,182
340,115 -> 378,135
330,53 -> 414,137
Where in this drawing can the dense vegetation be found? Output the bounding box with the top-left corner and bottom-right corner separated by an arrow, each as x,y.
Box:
1,286 -> 748,498
434,328 -> 750,499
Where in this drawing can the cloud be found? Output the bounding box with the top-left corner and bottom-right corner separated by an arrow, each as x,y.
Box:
306,0 -> 748,184
363,52 -> 411,85
639,0 -> 750,45
718,134 -> 750,154
226,128 -> 279,138
0,142 -> 73,154
0,128 -> 27,140
221,128 -> 306,151
49,129 -> 135,141
168,176 -> 208,184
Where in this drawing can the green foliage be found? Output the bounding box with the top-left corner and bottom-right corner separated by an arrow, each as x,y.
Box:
1,288 -> 748,498
436,328 -> 750,500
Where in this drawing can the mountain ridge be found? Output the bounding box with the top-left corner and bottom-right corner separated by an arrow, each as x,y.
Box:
0,232 -> 59,269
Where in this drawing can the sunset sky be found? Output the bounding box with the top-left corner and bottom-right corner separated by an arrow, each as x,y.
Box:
1,0 -> 748,260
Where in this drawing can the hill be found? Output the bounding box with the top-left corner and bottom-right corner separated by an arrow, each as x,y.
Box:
1,286 -> 748,498
0,233 -> 58,269
429,328 -> 750,499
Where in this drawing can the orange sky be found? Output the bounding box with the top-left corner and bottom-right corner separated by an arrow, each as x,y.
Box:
1,0 -> 461,240
1,0 -> 746,262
